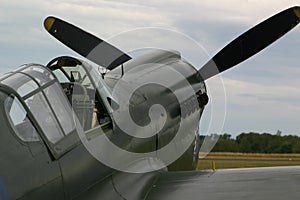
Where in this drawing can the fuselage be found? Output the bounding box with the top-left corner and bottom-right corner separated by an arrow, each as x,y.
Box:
0,49 -> 207,199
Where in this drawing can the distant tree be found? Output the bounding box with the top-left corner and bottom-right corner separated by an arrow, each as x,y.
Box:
293,141 -> 300,153
212,139 -> 239,152
200,132 -> 300,153
279,142 -> 293,153
221,133 -> 232,140
236,132 -> 259,153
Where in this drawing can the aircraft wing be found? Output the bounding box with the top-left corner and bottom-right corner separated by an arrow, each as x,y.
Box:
146,166 -> 300,200
73,166 -> 300,200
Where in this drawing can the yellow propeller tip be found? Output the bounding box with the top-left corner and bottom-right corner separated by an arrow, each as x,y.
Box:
44,17 -> 55,31
293,7 -> 300,20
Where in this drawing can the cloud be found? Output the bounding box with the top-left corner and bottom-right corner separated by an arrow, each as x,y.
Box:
218,77 -> 300,135
1,0 -> 300,137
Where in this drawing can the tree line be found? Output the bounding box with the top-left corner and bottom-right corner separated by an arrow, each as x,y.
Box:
200,132 -> 300,153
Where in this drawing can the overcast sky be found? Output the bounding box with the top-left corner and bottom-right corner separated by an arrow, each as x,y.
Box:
1,0 -> 300,137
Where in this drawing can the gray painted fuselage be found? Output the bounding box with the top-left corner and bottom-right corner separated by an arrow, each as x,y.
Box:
0,50 -> 207,199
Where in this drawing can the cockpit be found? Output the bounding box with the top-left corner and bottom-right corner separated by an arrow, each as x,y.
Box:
0,57 -> 112,158
47,56 -> 111,130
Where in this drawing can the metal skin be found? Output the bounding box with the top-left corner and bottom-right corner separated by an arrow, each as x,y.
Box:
1,6 -> 300,200
0,50 -> 207,199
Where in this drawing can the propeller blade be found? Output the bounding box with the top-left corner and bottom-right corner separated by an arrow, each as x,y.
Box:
198,134 -> 220,159
199,7 -> 300,80
44,16 -> 131,70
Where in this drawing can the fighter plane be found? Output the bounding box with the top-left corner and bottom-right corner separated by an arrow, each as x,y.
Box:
0,6 -> 300,200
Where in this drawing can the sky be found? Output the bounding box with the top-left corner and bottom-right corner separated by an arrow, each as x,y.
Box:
1,0 -> 300,137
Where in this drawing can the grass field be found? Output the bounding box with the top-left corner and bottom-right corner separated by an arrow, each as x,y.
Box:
197,152 -> 300,170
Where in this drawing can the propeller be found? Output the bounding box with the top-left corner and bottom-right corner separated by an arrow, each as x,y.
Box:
199,6 -> 300,80
44,7 -> 300,76
44,16 -> 131,70
43,7 -> 300,162
198,6 -> 300,159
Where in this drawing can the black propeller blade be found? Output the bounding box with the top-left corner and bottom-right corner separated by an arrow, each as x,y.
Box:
44,16 -> 131,70
199,6 -> 300,80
